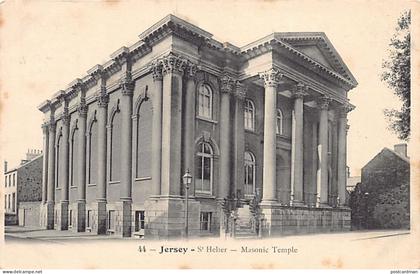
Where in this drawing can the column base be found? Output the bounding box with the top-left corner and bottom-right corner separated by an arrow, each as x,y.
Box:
144,196 -> 200,240
117,199 -> 132,238
46,201 -> 55,230
59,201 -> 69,231
75,200 -> 86,232
96,200 -> 107,235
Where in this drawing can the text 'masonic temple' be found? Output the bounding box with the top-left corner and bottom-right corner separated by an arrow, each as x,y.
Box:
38,15 -> 357,238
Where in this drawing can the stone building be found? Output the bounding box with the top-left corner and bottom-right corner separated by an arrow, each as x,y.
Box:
350,144 -> 410,229
38,15 -> 357,238
4,150 -> 43,226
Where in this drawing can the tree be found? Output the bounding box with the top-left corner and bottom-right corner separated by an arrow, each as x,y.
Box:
381,10 -> 411,141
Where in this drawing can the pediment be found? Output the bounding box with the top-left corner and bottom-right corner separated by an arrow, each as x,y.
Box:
274,32 -> 357,86
292,45 -> 334,70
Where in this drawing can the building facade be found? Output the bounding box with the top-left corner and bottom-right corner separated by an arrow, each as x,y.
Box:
4,150 -> 43,226
38,15 -> 357,238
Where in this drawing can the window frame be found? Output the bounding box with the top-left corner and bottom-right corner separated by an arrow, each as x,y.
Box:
276,108 -> 284,135
244,99 -> 255,131
200,212 -> 212,231
197,84 -> 213,119
244,151 -> 256,197
195,142 -> 214,195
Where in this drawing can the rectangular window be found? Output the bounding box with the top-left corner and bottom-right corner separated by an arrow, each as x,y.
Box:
200,212 -> 212,231
87,210 -> 93,228
108,210 -> 116,231
134,211 -> 145,232
12,193 -> 15,212
8,175 -> 11,187
4,195 -> 6,209
8,194 -> 10,209
69,210 -> 73,227
55,210 -> 58,225
4,176 -> 6,187
13,174 -> 15,186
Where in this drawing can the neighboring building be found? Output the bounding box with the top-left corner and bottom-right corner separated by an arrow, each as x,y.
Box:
4,150 -> 43,226
38,15 -> 357,238
4,164 -> 17,225
350,144 -> 410,229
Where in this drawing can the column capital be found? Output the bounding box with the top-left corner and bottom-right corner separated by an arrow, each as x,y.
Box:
150,60 -> 163,81
317,95 -> 332,110
235,81 -> 246,100
120,72 -> 135,96
61,111 -> 70,127
160,52 -> 188,76
97,92 -> 109,108
42,122 -> 49,134
259,68 -> 283,87
338,103 -> 356,118
292,83 -> 309,99
185,62 -> 198,80
220,74 -> 235,94
78,101 -> 88,118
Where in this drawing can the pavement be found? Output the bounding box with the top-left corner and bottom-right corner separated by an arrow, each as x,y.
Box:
3,225 -> 410,243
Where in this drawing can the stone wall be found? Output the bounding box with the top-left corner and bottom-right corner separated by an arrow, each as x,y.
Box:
17,156 -> 42,203
18,201 -> 41,227
261,205 -> 351,236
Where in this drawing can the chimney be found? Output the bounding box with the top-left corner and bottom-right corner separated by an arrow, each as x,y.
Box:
4,161 -> 7,173
394,143 -> 408,157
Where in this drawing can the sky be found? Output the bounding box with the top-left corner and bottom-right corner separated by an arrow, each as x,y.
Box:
0,0 -> 413,176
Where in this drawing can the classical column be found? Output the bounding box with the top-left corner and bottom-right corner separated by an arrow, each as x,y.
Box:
120,68 -> 135,237
337,104 -> 352,206
182,63 -> 197,195
233,82 -> 246,198
59,106 -> 70,231
96,85 -> 109,234
76,96 -> 88,232
46,115 -> 56,229
317,96 -> 331,207
41,123 -> 49,204
259,68 -> 282,204
219,74 -> 234,199
151,61 -> 163,196
290,83 -> 307,206
160,53 -> 187,196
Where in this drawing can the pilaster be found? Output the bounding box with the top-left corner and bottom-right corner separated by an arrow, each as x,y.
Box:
219,73 -> 234,199
150,60 -> 163,196
46,114 -> 56,230
182,62 -> 197,196
160,53 -> 187,196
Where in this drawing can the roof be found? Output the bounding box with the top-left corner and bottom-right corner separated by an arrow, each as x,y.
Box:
39,14 -> 358,111
363,147 -> 410,171
4,154 -> 43,174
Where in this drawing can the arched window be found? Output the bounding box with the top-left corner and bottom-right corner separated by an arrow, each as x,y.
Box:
195,142 -> 213,194
276,109 -> 284,135
110,110 -> 121,182
136,100 -> 152,178
244,151 -> 256,197
244,99 -> 255,131
88,120 -> 98,185
197,84 -> 213,119
70,128 -> 79,187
